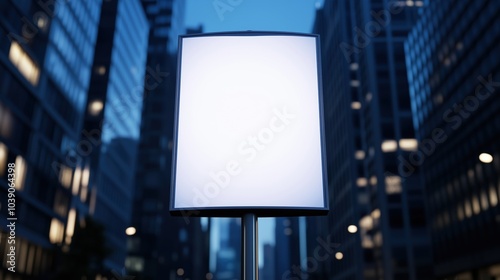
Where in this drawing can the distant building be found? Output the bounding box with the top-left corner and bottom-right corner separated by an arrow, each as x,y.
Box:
83,0 -> 148,272
311,0 -> 431,279
405,1 -> 500,278
214,218 -> 241,280
0,0 -> 102,278
261,243 -> 275,280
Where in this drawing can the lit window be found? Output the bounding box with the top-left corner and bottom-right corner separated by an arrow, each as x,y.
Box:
72,167 -> 81,195
385,176 -> 402,194
381,140 -> 398,152
415,1 -> 424,7
15,156 -> 27,191
356,178 -> 367,187
481,191 -> 489,211
49,218 -> 64,244
489,186 -> 498,207
355,150 -> 365,160
399,139 -> 418,151
65,208 -> 77,244
362,236 -> 374,248
370,176 -> 377,186
371,209 -> 381,219
359,215 -> 373,230
406,1 -> 414,6
0,142 -> 7,177
472,196 -> 480,215
9,41 -> 40,86
335,252 -> 343,260
350,80 -> 360,87
351,101 -> 361,110
479,153 -> 493,163
366,92 -> 372,102
59,165 -> 72,189
350,63 -> 359,71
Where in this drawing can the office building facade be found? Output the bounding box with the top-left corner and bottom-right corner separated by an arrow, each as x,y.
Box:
126,1 -> 210,279
0,0 -> 102,278
82,0 -> 148,272
405,1 -> 500,278
311,0 -> 431,279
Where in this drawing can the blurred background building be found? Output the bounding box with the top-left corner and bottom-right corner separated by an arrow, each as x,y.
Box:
311,0 -> 432,279
126,0 -> 209,279
0,0 -> 103,278
83,0 -> 148,272
405,1 -> 500,279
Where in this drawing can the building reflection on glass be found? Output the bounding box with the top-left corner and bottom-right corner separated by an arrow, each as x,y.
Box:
0,0 -> 499,279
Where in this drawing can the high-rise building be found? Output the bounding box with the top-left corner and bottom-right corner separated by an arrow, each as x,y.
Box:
261,243 -> 275,280
214,218 -> 241,280
0,0 -> 102,278
126,1 -> 210,279
405,1 -> 500,278
274,217 -> 301,279
311,0 -> 431,279
82,0 -> 148,272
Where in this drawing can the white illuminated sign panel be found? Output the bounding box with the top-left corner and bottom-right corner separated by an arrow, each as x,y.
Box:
170,32 -> 328,216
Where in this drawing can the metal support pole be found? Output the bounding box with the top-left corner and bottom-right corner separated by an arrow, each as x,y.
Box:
242,213 -> 258,280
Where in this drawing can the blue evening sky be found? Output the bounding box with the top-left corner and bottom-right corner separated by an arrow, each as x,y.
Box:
185,0 -> 322,33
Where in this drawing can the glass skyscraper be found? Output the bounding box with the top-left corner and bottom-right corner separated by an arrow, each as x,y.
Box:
405,1 -> 500,278
82,0 -> 148,272
127,1 -> 210,279
311,0 -> 431,279
0,0 -> 101,278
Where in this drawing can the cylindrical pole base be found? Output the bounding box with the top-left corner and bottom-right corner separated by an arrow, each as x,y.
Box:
242,213 -> 258,280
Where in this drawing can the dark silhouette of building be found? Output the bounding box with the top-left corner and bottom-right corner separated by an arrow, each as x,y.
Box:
261,243 -> 275,280
82,0 -> 148,272
274,217 -> 301,279
405,1 -> 500,278
213,218 -> 241,280
126,1 -> 210,279
0,0 -> 102,278
311,0 -> 431,279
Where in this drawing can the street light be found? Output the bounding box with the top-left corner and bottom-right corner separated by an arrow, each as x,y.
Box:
347,225 -> 358,233
125,227 -> 136,236
479,153 -> 493,163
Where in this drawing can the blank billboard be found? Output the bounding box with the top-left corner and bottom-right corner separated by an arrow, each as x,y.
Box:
170,32 -> 328,216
